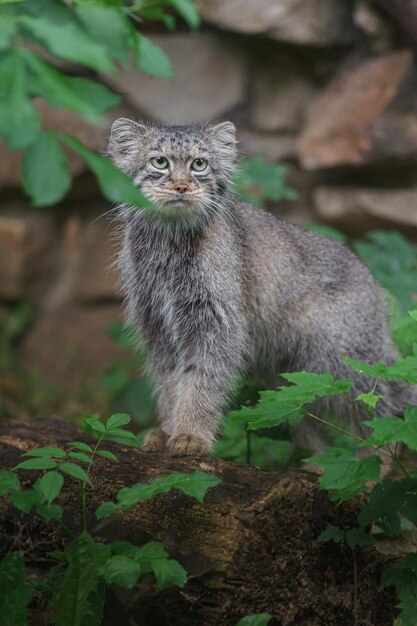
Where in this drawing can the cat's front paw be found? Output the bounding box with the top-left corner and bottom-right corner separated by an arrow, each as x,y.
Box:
168,433 -> 211,457
143,429 -> 168,452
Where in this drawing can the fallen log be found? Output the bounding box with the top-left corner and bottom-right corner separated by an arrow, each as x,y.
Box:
0,418 -> 396,626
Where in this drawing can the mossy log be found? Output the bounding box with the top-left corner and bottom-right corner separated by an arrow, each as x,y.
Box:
0,418 -> 396,626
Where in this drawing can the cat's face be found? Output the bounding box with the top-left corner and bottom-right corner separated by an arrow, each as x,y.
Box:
108,119 -> 237,220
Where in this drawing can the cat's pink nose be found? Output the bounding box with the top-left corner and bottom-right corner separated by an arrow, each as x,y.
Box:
175,183 -> 189,193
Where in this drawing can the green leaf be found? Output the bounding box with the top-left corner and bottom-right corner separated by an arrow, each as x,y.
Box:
15,458 -> 57,471
353,231 -> 417,314
392,309 -> 417,356
83,417 -> 106,433
0,470 -> 20,496
363,408 -> 417,451
95,502 -> 120,519
151,558 -> 187,590
17,15 -> 114,72
106,427 -> 137,440
170,0 -> 200,28
48,551 -> 68,562
381,553 -> 417,626
95,450 -> 118,461
356,392 -> 382,409
234,156 -> 297,207
35,503 -> 62,521
0,551 -> 28,626
359,478 -> 417,537
37,471 -> 64,504
55,531 -> 100,626
135,34 -> 173,78
231,372 -> 350,430
317,525 -> 345,544
345,348 -> 417,385
0,14 -> 17,49
68,442 -> 93,453
235,615 -> 272,626
99,555 -> 141,588
308,448 -> 381,501
59,134 -> 150,208
59,462 -> 91,485
345,528 -> 374,550
25,52 -> 120,121
119,540 -> 166,562
23,446 -> 66,459
22,131 -> 71,206
75,5 -> 131,62
96,471 -> 220,519
0,49 -> 39,150
68,452 -> 92,464
106,413 -> 131,430
105,321 -> 140,349
11,488 -> 43,513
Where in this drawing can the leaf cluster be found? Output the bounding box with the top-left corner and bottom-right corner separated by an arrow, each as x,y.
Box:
233,156 -> 298,207
0,0 -> 199,207
229,307 -> 417,625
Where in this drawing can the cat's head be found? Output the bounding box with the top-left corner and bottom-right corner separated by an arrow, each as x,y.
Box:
108,119 -> 237,219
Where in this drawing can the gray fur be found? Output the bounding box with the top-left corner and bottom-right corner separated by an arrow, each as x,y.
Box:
108,119 -> 417,456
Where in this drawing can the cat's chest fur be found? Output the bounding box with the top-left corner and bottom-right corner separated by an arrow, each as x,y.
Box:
121,215 -> 241,343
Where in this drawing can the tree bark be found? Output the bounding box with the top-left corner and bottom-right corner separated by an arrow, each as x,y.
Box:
0,418 -> 396,626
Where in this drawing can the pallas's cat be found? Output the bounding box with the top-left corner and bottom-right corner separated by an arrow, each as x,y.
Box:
108,119 -> 416,456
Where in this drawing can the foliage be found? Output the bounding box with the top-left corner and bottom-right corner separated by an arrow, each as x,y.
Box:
0,0 -> 199,208
230,306 -> 417,624
353,231 -> 417,314
0,414 -> 220,624
233,156 -> 298,207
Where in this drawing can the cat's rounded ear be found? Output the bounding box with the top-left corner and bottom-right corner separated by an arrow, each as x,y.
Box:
211,121 -> 236,144
108,118 -> 147,169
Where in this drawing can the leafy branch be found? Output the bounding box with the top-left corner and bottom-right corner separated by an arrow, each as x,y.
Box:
0,0 -> 199,207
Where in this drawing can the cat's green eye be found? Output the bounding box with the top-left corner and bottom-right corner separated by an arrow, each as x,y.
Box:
191,158 -> 208,172
151,156 -> 169,169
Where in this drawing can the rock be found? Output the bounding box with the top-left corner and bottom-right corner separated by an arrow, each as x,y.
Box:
353,0 -> 399,54
74,215 -> 121,302
104,34 -> 246,124
35,213 -> 121,312
374,0 -> 417,46
298,51 -> 416,169
19,304 -> 128,393
314,186 -> 417,234
239,129 -> 297,161
250,54 -> 315,132
199,0 -> 358,46
0,208 -> 57,300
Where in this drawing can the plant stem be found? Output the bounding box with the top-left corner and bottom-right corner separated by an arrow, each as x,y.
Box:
306,412 -> 411,477
306,412 -> 365,444
81,432 -> 106,531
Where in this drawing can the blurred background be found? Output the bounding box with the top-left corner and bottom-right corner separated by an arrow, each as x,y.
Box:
1,0 -> 417,465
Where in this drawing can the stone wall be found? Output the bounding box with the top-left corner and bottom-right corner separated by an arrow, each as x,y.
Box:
1,0 -> 417,390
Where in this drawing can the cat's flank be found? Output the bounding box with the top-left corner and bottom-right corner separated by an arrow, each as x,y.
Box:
108,119 -> 416,457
